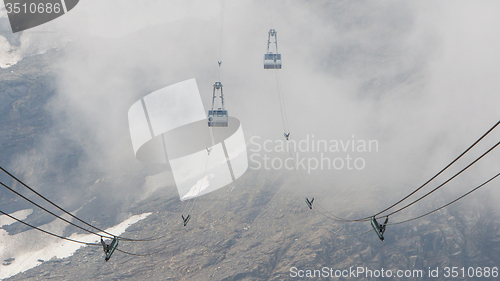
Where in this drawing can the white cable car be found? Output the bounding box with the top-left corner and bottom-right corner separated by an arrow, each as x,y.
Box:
264,29 -> 281,69
208,82 -> 228,127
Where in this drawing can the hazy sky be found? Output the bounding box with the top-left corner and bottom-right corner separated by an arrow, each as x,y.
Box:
3,0 -> 500,229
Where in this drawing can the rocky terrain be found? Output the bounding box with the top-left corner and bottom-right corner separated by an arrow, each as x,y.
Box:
3,164 -> 500,281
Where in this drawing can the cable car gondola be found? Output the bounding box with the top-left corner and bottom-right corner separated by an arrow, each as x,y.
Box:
208,81 -> 228,127
264,29 -> 281,69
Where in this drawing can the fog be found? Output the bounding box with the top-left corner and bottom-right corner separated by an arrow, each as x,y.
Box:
2,0 -> 500,241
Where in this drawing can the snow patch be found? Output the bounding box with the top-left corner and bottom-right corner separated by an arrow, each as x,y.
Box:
0,209 -> 33,227
0,211 -> 151,280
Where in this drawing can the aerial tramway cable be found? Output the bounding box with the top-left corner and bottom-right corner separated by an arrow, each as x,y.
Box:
274,67 -> 290,137
186,0 -> 228,222
387,171 -> 500,225
381,140 -> 500,219
0,165 -> 186,257
0,209 -> 99,246
116,246 -> 167,257
372,119 -> 500,218
0,166 -> 168,242
266,2 -> 288,138
0,180 -> 115,240
207,0 -> 228,129
313,119 -> 500,223
315,139 -> 500,223
0,208 -> 174,258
